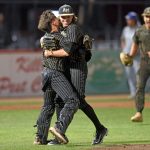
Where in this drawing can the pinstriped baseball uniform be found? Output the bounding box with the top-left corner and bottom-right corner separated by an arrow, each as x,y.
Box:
35,31 -> 80,144
55,23 -> 105,132
42,32 -> 66,72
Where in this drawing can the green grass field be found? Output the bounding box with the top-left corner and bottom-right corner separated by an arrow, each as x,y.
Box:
0,96 -> 150,150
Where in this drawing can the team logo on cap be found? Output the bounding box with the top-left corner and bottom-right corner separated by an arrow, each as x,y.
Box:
63,8 -> 70,13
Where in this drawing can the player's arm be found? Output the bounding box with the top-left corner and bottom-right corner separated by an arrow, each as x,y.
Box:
147,51 -> 150,57
120,28 -> 126,50
129,29 -> 140,57
42,34 -> 71,57
120,38 -> 125,50
44,49 -> 69,57
44,25 -> 79,58
44,41 -> 78,57
129,42 -> 138,57
46,24 -> 79,58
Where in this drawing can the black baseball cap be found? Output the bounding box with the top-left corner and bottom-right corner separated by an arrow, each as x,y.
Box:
59,4 -> 74,16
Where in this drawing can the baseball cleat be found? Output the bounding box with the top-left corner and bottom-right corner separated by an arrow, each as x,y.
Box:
49,127 -> 69,144
33,136 -> 42,145
92,127 -> 108,145
47,139 -> 61,145
131,112 -> 143,122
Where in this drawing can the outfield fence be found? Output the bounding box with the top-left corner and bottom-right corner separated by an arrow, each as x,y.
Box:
1,49 -> 149,97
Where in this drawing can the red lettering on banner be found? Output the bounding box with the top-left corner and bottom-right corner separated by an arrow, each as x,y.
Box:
16,56 -> 42,73
31,76 -> 42,92
0,77 -> 27,93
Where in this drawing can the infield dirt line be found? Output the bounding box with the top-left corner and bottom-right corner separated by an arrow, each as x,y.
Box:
1,94 -> 150,101
1,101 -> 150,110
0,94 -> 134,102
1,94 -> 150,110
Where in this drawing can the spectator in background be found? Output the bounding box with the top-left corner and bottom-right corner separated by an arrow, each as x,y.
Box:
121,12 -> 141,99
0,13 -> 7,49
8,30 -> 35,49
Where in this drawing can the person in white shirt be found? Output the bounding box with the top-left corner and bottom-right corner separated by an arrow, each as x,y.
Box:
121,12 -> 141,99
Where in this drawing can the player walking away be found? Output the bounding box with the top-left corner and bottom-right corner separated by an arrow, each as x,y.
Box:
121,12 -> 140,99
44,4 -> 108,145
34,10 -> 80,145
120,7 -> 150,122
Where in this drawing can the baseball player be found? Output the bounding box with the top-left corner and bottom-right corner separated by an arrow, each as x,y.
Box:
44,4 -> 108,145
120,12 -> 140,99
34,10 -> 80,145
120,7 -> 150,122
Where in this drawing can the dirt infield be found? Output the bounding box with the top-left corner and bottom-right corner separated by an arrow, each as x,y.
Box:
1,101 -> 150,110
0,94 -> 150,110
90,144 -> 150,150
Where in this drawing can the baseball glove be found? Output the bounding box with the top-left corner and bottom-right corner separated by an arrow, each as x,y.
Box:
120,52 -> 133,66
85,50 -> 92,62
83,34 -> 93,50
40,34 -> 59,50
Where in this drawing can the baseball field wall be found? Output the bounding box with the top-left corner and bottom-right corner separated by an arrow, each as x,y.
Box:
0,50 -> 139,97
86,50 -> 129,94
0,50 -> 42,97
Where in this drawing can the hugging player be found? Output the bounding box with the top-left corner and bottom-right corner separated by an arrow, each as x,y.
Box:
44,4 -> 108,145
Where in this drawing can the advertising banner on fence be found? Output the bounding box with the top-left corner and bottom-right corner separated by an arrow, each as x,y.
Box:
1,50 -> 144,97
86,50 -> 129,94
0,51 -> 42,97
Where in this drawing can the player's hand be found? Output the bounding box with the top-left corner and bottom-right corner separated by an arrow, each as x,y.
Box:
44,50 -> 52,57
120,52 -> 133,66
147,51 -> 150,58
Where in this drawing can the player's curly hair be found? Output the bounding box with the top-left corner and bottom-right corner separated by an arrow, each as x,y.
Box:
71,15 -> 78,24
38,10 -> 55,32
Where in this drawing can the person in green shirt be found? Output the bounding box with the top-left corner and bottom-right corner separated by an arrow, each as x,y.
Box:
128,7 -> 150,122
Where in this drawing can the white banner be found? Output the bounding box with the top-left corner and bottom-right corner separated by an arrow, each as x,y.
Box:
0,50 -> 43,97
